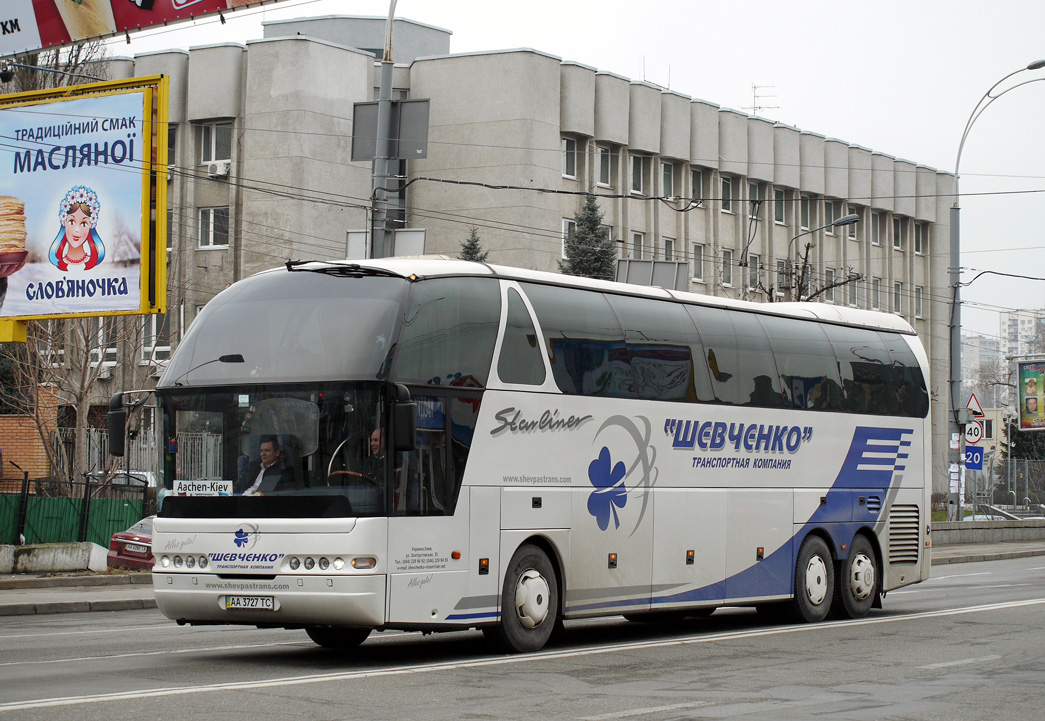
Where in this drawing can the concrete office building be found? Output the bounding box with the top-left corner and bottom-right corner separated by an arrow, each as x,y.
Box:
71,14 -> 951,495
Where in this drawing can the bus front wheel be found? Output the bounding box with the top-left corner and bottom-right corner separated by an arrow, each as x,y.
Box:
305,626 -> 371,649
832,534 -> 877,619
791,535 -> 834,623
486,543 -> 559,653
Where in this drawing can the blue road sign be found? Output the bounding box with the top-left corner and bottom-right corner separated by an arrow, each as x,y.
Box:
964,445 -> 984,471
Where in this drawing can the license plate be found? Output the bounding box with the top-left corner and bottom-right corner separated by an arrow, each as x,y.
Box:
225,595 -> 274,611
125,543 -> 148,554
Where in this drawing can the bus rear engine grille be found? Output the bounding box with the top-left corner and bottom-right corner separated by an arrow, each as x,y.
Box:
888,504 -> 921,564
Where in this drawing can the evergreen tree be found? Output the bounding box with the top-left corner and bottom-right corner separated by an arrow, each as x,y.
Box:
459,227 -> 489,262
559,193 -> 617,280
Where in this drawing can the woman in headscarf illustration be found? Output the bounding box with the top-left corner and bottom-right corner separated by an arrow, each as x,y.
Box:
48,185 -> 105,271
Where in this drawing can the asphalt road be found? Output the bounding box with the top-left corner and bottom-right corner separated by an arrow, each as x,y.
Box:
1,555 -> 1043,721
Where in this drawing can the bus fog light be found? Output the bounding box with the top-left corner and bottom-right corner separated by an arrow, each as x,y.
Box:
185,555 -> 196,569
198,556 -> 208,569
304,557 -> 315,570
173,556 -> 183,568
352,557 -> 376,570
318,557 -> 330,571
160,555 -> 171,568
289,557 -> 300,571
333,558 -> 345,570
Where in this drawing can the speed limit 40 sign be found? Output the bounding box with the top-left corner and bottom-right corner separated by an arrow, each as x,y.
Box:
964,420 -> 984,445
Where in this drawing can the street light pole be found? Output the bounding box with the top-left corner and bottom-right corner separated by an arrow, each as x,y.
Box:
949,59 -> 1045,521
370,0 -> 399,259
787,213 -> 859,301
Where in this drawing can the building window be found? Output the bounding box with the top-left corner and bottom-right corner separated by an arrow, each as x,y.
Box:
721,176 -> 732,213
824,268 -> 835,302
848,277 -> 858,306
562,137 -> 577,179
871,212 -> 882,246
691,243 -> 704,280
824,201 -> 838,232
915,286 -> 924,318
721,248 -> 733,286
561,219 -> 576,258
662,237 -> 675,260
894,282 -> 903,314
774,188 -> 786,224
631,154 -> 645,194
872,277 -> 881,309
198,207 -> 230,248
800,195 -> 811,230
89,317 -> 118,365
848,207 -> 859,239
597,146 -> 612,187
747,253 -> 760,289
199,121 -> 232,163
631,231 -> 645,260
142,313 -> 171,362
775,259 -> 786,294
661,162 -> 674,197
914,223 -> 926,255
893,217 -> 904,250
691,168 -> 703,203
748,182 -> 761,219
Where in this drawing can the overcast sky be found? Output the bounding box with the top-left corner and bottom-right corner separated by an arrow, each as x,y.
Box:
109,0 -> 1045,339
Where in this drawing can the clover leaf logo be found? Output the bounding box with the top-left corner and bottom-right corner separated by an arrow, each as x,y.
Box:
234,528 -> 250,548
587,446 -> 627,531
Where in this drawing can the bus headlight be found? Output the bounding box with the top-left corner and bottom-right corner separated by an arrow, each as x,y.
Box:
333,557 -> 345,570
318,557 -> 330,571
304,557 -> 315,571
289,557 -> 300,571
160,555 -> 171,568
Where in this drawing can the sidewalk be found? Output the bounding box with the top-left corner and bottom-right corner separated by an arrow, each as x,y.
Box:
1,541 -> 1044,617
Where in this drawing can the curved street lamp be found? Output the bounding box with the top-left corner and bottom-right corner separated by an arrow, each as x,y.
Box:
948,59 -> 1045,520
787,213 -> 859,300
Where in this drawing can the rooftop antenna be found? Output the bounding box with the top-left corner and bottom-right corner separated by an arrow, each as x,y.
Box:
743,83 -> 779,115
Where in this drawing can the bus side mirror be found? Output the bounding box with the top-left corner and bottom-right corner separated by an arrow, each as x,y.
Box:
393,402 -> 417,452
108,393 -> 126,457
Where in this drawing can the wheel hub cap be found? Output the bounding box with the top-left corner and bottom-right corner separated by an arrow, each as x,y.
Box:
849,554 -> 875,601
515,569 -> 550,629
804,556 -> 828,606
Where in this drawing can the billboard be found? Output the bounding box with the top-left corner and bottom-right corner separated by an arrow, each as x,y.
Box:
1017,360 -> 1045,431
0,75 -> 167,321
1,1 -> 286,58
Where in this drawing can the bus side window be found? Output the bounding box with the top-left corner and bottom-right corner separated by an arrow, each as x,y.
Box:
825,325 -> 892,415
397,395 -> 473,516
688,306 -> 781,407
604,294 -> 713,402
881,333 -> 930,418
759,315 -> 843,411
521,283 -> 633,398
497,288 -> 547,385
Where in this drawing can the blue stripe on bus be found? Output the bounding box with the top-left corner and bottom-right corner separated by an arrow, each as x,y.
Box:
445,611 -> 500,621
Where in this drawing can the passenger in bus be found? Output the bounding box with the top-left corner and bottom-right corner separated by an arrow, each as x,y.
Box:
235,436 -> 295,495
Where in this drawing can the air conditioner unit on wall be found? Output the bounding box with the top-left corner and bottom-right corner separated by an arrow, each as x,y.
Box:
207,159 -> 231,178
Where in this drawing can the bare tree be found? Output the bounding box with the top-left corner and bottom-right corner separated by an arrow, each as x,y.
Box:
3,43 -> 109,93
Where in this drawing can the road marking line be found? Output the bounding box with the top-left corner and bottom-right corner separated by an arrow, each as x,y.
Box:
0,624 -> 171,641
927,572 -> 992,581
0,641 -> 304,668
1,597 -> 1043,712
579,701 -> 715,720
920,654 -> 1001,669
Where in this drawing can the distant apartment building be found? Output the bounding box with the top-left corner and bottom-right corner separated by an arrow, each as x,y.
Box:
962,332 -> 1002,408
29,14 -> 953,493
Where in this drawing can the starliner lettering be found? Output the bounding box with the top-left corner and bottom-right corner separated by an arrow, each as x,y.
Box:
491,407 -> 593,435
209,553 -> 284,563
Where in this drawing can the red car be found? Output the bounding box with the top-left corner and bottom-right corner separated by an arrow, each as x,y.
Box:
107,516 -> 155,570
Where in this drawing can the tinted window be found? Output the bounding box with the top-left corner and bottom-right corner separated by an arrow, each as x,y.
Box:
521,283 -> 631,397
497,289 -> 547,385
825,324 -> 894,415
604,294 -> 713,402
392,278 -> 499,387
759,315 -> 843,410
686,306 -> 782,407
881,333 -> 930,418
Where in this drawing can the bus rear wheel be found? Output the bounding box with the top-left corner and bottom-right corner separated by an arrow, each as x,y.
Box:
832,534 -> 877,619
486,543 -> 559,653
790,535 -> 834,623
305,626 -> 371,649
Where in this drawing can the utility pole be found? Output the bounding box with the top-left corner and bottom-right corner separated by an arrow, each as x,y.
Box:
370,0 -> 398,259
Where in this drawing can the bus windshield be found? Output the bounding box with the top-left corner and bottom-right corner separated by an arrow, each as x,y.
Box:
159,382 -> 393,517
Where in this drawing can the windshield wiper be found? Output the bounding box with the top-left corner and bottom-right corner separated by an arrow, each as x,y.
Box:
285,260 -> 403,279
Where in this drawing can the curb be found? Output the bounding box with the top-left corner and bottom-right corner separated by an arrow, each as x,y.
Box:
931,549 -> 1045,565
0,573 -> 151,591
0,598 -> 157,616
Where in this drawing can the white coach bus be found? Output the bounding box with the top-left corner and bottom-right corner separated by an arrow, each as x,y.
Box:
113,259 -> 931,653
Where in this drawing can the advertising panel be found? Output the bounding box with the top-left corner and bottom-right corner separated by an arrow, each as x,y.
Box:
2,2 -> 286,58
0,75 -> 167,321
1017,360 -> 1045,431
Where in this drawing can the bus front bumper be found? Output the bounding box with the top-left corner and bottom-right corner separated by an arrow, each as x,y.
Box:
153,572 -> 386,627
